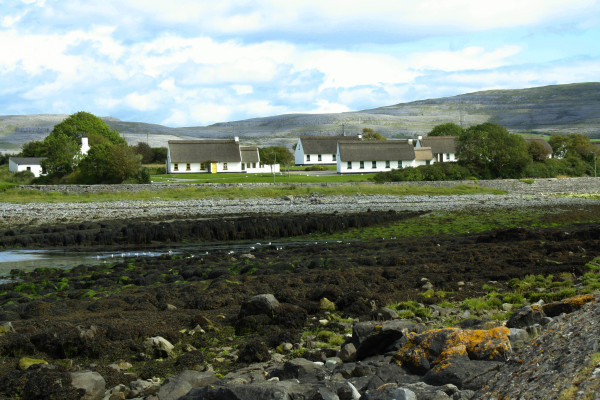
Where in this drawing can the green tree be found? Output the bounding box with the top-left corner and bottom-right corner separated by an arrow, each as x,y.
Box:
79,143 -> 140,183
362,128 -> 387,140
457,123 -> 530,179
40,134 -> 81,176
549,134 -> 598,161
427,122 -> 464,137
51,111 -> 124,145
133,142 -> 155,164
152,147 -> 168,163
259,146 -> 294,165
20,140 -> 46,157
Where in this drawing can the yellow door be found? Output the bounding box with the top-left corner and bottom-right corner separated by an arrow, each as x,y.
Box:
211,163 -> 217,173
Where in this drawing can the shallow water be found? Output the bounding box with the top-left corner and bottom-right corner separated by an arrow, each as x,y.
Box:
0,239 -> 350,284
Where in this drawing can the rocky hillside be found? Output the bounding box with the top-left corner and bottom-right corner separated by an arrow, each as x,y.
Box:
1,82 -> 598,153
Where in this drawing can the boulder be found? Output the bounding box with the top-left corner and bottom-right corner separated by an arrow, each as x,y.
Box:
354,320 -> 422,360
157,370 -> 219,400
268,358 -> 327,383
70,370 -> 105,400
542,294 -> 595,317
180,380 -> 314,400
338,343 -> 357,362
506,304 -> 546,329
238,294 -> 280,318
393,327 -> 511,375
144,336 -> 175,358
423,358 -> 504,390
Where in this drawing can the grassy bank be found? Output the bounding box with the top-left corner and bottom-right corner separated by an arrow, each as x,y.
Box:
303,204 -> 600,241
151,171 -> 372,184
0,184 -> 505,203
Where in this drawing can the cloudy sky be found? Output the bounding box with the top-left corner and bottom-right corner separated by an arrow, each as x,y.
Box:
1,0 -> 599,127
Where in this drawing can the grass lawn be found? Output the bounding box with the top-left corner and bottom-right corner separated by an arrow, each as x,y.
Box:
151,172 -> 373,184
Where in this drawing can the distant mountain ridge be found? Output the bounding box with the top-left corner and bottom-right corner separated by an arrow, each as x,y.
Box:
1,82 -> 598,153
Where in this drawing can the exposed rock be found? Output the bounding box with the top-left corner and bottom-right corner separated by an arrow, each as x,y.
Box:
394,327 -> 511,376
238,294 -> 280,318
70,370 -> 105,400
320,297 -> 336,311
505,304 -> 546,328
269,358 -> 327,383
157,370 -> 218,400
180,380 -> 313,400
144,336 -> 175,359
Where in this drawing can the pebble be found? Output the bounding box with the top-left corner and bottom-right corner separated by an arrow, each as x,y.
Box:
1,194 -> 597,228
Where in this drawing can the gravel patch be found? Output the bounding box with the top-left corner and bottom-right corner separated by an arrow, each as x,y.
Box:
1,193 -> 598,228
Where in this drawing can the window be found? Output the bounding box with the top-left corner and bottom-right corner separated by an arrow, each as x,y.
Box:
397,161 -> 402,168
332,154 -> 336,161
200,162 -> 206,170
318,154 -> 322,161
372,161 -> 377,169
223,162 -> 228,170
426,160 -> 431,166
385,161 -> 390,168
347,161 -> 352,169
26,167 -> 31,171
446,153 -> 451,160
306,155 -> 311,162
241,163 -> 246,171
174,163 -> 179,171
360,161 -> 364,169
252,162 -> 256,168
186,163 -> 191,171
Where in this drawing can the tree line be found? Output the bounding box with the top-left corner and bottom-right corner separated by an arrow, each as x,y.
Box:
15,112 -> 167,184
374,122 -> 600,182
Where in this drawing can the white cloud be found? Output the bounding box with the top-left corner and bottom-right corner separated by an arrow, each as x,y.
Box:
306,100 -> 351,114
231,85 -> 253,95
124,92 -> 161,111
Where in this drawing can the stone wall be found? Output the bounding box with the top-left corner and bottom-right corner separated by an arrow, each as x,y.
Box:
17,177 -> 600,195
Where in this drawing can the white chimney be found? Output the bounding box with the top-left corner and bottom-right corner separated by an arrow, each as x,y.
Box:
408,139 -> 413,145
81,137 -> 90,155
418,135 -> 423,141
234,136 -> 239,142
358,134 -> 363,140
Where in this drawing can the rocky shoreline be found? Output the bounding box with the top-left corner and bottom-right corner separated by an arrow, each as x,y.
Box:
1,186 -> 600,399
2,193 -> 599,230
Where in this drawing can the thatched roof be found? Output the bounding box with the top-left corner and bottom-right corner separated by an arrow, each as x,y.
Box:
300,136 -> 360,154
168,140 -> 241,163
414,147 -> 434,161
240,147 -> 260,163
419,136 -> 457,153
338,140 -> 415,161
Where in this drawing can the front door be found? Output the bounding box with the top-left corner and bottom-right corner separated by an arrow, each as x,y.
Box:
211,163 -> 217,173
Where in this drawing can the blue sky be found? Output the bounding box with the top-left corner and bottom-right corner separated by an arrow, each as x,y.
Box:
1,0 -> 599,127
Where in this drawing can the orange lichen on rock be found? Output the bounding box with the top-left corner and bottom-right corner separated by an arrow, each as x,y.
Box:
394,326 -> 511,374
562,294 -> 595,307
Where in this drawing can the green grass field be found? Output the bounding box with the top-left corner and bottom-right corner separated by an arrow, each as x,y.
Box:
151,171 -> 373,184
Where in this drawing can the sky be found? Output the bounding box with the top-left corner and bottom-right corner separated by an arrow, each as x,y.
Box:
1,0 -> 599,127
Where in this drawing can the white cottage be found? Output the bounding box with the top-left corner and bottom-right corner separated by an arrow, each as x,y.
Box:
295,135 -> 360,166
166,139 -> 279,174
417,136 -> 458,162
8,157 -> 46,177
336,140 -> 434,174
